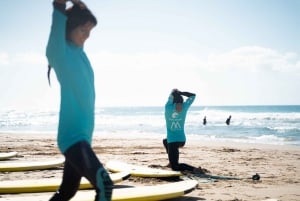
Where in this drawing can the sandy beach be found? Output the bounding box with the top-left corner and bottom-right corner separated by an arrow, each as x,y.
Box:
0,133 -> 299,201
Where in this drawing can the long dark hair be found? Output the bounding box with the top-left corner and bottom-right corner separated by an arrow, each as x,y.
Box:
47,3 -> 97,85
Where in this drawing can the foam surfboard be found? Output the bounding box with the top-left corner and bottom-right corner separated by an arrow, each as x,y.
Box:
0,180 -> 198,201
0,171 -> 130,194
0,158 -> 64,172
0,152 -> 18,161
106,160 -> 182,177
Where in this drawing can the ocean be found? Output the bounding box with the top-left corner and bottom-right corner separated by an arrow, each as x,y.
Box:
0,105 -> 300,146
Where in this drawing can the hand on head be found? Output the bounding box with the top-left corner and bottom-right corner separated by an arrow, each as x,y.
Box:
55,0 -> 86,9
71,0 -> 86,8
55,0 -> 68,3
172,88 -> 179,93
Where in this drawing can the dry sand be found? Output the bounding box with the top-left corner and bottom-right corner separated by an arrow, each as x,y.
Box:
0,133 -> 300,201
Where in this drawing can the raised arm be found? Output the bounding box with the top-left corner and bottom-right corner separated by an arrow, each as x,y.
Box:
54,0 -> 67,13
172,88 -> 195,98
178,90 -> 196,106
179,91 -> 195,97
46,0 -> 68,67
46,0 -> 88,66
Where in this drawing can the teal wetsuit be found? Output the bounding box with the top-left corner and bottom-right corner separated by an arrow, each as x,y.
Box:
163,91 -> 196,172
46,7 -> 95,154
46,3 -> 112,201
165,93 -> 195,143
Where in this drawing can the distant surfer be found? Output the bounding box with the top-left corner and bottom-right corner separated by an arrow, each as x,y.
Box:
46,0 -> 113,200
203,116 -> 207,125
226,115 -> 231,125
163,89 -> 208,174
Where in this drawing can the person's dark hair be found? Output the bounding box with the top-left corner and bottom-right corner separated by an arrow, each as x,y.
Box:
66,3 -> 97,40
172,92 -> 183,104
47,3 -> 97,85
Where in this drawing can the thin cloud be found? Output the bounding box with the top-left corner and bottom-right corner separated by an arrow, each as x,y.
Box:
0,52 -> 9,66
205,46 -> 300,73
90,46 -> 300,75
90,51 -> 202,72
14,52 -> 46,66
2,46 -> 299,75
0,52 -> 45,67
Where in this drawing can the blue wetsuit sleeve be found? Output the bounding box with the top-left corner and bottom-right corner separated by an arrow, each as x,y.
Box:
53,1 -> 66,13
185,94 -> 196,107
46,3 -> 67,68
165,92 -> 174,107
179,91 -> 195,97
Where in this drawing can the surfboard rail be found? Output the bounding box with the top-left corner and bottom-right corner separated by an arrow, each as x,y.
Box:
0,152 -> 18,161
0,158 -> 65,172
0,180 -> 198,201
0,172 -> 130,194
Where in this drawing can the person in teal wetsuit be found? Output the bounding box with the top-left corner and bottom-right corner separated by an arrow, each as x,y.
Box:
46,0 -> 113,200
163,89 -> 206,174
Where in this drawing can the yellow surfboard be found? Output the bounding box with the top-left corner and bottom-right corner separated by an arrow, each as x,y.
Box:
0,180 -> 198,201
0,158 -> 64,172
0,152 -> 18,161
106,160 -> 182,177
0,172 -> 130,194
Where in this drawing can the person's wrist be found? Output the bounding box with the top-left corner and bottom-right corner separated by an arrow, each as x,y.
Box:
54,0 -> 67,4
71,0 -> 80,4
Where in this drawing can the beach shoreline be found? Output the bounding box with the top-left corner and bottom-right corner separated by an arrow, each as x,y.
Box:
1,133 -> 300,201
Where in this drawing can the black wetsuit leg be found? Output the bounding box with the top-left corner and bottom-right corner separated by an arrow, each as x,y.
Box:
167,141 -> 194,172
163,138 -> 168,153
49,141 -> 113,201
49,159 -> 81,201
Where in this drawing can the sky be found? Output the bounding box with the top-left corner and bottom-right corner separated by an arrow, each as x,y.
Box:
0,0 -> 300,110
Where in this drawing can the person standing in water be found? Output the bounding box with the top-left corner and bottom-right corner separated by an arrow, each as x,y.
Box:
226,115 -> 232,125
203,116 -> 207,125
46,0 -> 113,200
163,89 -> 207,174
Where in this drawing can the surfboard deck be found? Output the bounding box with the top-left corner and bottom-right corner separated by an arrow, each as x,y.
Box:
0,172 -> 130,194
0,158 -> 64,172
0,152 -> 18,161
0,180 -> 198,201
106,160 -> 182,178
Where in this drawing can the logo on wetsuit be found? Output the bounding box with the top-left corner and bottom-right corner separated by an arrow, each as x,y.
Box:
170,111 -> 182,131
